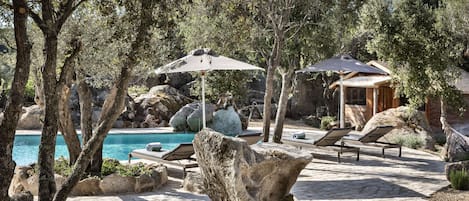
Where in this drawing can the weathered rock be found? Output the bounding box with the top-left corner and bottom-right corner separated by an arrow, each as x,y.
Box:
446,129 -> 469,162
10,164 -> 167,196
186,103 -> 215,132
209,106 -> 242,135
183,172 -> 205,194
445,161 -> 469,182
149,165 -> 168,189
169,103 -> 198,131
9,166 -> 66,196
71,177 -> 102,196
134,85 -> 193,128
135,174 -> 155,193
100,173 -> 136,194
193,129 -> 312,201
17,105 -> 43,129
362,106 -> 435,150
10,191 -> 33,201
134,164 -> 168,192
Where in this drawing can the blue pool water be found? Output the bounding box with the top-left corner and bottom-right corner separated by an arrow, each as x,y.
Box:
13,133 -> 195,166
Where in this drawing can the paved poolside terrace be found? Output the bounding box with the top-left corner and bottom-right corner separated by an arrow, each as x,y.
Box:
18,127 -> 448,201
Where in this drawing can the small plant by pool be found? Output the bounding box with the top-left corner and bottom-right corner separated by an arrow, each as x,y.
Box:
13,133 -> 194,166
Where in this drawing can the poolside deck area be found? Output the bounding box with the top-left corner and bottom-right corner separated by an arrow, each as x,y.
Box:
59,127 -> 448,201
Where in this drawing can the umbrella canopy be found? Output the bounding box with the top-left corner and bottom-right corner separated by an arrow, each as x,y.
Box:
296,54 -> 387,74
155,48 -> 264,74
296,54 -> 386,128
155,48 -> 264,129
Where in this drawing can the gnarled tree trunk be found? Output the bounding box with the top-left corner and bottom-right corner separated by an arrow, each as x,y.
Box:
0,1 -> 32,200
57,39 -> 82,164
76,77 -> 96,174
440,98 -> 452,160
38,31 -> 60,201
262,36 -> 284,142
53,1 -> 156,200
273,69 -> 294,143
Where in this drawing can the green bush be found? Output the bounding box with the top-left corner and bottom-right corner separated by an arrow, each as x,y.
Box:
102,159 -> 153,177
393,135 -> 425,149
24,78 -> 35,101
54,157 -> 73,177
116,162 -> 153,177
449,170 -> 469,190
48,157 -> 153,178
101,158 -> 121,176
320,116 -> 336,130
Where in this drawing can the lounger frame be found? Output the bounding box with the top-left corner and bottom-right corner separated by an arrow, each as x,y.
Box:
283,128 -> 359,163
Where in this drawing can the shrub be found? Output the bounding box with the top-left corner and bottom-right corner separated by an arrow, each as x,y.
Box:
449,170 -> 469,190
54,157 -> 73,177
116,162 -> 153,177
24,78 -> 35,101
101,158 -> 121,176
320,116 -> 336,130
393,135 -> 424,149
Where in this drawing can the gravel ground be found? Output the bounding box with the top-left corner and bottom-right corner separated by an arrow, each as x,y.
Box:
427,186 -> 469,201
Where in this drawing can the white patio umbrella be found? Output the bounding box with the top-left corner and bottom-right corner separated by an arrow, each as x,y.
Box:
296,54 -> 387,128
155,48 -> 264,129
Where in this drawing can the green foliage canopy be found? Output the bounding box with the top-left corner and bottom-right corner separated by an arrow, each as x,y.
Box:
360,0 -> 466,113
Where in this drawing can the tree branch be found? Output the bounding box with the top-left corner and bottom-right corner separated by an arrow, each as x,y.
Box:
57,38 -> 82,88
29,10 -> 47,33
55,0 -> 86,31
0,0 -> 12,10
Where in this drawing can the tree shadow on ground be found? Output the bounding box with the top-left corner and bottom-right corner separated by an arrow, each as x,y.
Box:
292,178 -> 425,200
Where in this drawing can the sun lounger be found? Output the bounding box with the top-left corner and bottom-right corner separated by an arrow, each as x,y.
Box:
283,128 -> 359,163
343,125 -> 401,158
128,143 -> 198,177
236,132 -> 263,145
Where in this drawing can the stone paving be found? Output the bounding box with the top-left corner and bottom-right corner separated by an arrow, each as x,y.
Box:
30,127 -> 449,201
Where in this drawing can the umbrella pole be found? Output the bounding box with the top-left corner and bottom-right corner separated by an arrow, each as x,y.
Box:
201,71 -> 206,129
339,72 -> 345,128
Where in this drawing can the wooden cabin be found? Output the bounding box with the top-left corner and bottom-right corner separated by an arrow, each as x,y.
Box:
330,61 -> 469,130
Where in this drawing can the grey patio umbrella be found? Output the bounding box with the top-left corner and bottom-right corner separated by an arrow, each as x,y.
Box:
155,48 -> 264,129
296,54 -> 387,128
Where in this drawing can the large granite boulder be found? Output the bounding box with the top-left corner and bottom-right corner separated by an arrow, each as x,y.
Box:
170,103 -> 198,131
445,129 -> 469,162
100,174 -> 136,194
17,105 -> 43,129
362,106 -> 435,150
183,172 -> 205,194
132,85 -> 192,128
186,103 -> 215,132
209,106 -> 242,135
193,129 -> 312,201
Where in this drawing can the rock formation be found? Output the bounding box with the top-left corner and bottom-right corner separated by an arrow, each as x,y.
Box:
186,103 -> 215,131
193,129 -> 312,201
209,106 -> 242,135
445,128 -> 469,162
9,164 -> 167,196
132,85 -> 193,128
362,106 -> 435,150
16,105 -> 43,129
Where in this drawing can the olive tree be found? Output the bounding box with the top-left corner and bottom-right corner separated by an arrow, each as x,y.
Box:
360,0 -> 467,159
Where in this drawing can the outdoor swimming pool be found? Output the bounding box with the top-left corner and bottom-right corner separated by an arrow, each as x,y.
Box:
13,133 -> 195,166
